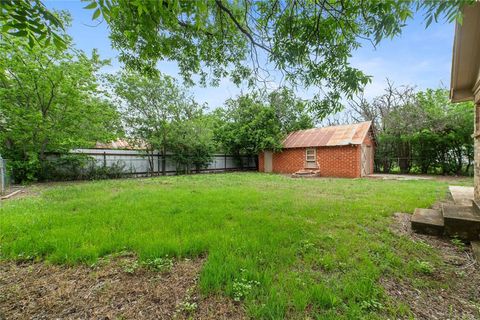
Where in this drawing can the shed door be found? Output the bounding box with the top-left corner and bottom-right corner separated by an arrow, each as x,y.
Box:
361,145 -> 372,176
264,151 -> 273,173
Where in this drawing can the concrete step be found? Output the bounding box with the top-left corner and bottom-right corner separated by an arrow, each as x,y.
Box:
411,208 -> 444,236
442,204 -> 480,241
291,169 -> 320,178
448,186 -> 474,206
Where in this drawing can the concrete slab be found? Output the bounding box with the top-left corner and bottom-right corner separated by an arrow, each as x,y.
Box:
368,174 -> 431,181
443,205 -> 480,240
449,186 -> 474,206
411,208 -> 444,236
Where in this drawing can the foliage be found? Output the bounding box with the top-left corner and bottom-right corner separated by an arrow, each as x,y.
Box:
414,260 -> 434,275
0,173 -> 469,318
1,0 -> 473,117
143,256 -> 174,272
79,0 -> 472,117
169,114 -> 216,174
0,22 -> 121,182
214,94 -> 283,157
232,269 -> 260,302
40,154 -> 126,181
0,0 -> 66,49
349,85 -> 474,175
107,71 -> 214,175
214,88 -> 313,160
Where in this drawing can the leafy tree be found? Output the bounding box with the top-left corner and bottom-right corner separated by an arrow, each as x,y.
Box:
2,1 -> 470,117
350,84 -> 474,175
267,87 -> 314,133
0,23 -> 121,182
82,0 -> 470,117
214,88 -> 313,168
169,114 -> 216,173
215,94 -> 282,158
107,71 -> 213,175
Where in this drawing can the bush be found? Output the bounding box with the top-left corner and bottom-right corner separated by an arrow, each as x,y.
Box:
39,154 -> 127,181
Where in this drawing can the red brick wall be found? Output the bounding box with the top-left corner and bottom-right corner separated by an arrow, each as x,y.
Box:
258,130 -> 375,178
259,146 -> 362,178
272,148 -> 306,173
316,146 -> 361,178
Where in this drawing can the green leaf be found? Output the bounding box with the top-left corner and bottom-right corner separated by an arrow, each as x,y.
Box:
92,8 -> 101,20
83,1 -> 97,9
8,30 -> 28,37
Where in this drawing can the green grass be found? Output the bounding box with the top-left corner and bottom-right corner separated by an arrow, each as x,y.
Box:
0,173 -> 472,319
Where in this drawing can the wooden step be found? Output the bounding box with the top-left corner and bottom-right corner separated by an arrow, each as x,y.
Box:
442,204 -> 480,241
411,208 -> 444,236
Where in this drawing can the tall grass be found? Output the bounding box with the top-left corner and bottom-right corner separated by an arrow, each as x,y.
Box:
0,173 -> 466,318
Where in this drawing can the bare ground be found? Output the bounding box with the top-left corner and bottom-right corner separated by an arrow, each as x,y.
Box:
387,212 -> 480,320
0,253 -> 245,320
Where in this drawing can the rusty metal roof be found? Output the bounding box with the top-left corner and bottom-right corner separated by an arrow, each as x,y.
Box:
283,121 -> 372,148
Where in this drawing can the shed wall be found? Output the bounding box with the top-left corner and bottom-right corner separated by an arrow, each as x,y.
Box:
259,146 -> 362,178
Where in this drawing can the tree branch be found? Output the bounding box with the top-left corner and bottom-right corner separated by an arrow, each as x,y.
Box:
214,0 -> 272,53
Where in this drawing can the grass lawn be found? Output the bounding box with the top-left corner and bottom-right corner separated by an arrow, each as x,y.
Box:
0,173 -> 473,319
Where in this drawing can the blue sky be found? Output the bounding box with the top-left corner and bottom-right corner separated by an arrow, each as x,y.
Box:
46,1 -> 455,111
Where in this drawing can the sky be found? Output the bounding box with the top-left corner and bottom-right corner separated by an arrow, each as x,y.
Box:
45,1 -> 455,112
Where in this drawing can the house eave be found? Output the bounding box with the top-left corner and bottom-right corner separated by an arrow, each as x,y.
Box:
450,3 -> 480,103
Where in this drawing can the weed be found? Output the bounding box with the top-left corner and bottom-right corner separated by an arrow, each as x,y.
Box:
451,237 -> 466,250
233,269 -> 260,302
177,301 -> 197,314
122,260 -> 140,274
416,260 -> 434,275
360,299 -> 383,311
297,239 -> 316,256
143,256 -> 174,272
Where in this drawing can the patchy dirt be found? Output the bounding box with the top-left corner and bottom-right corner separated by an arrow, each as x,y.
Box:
0,254 -> 245,320
388,212 -> 480,320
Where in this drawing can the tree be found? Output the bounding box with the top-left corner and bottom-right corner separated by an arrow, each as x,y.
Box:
267,87 -> 314,133
2,1 -> 470,117
107,71 -> 213,175
215,94 -> 282,158
0,24 -> 121,182
83,0 -> 471,117
169,114 -> 216,174
214,88 -> 313,167
349,83 -> 474,175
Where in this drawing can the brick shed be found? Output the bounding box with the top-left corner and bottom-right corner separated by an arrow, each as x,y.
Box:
258,121 -> 375,178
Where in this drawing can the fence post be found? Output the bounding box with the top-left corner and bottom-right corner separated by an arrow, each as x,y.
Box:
103,151 -> 107,168
224,154 -> 227,172
158,152 -> 160,176
0,157 -> 4,195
